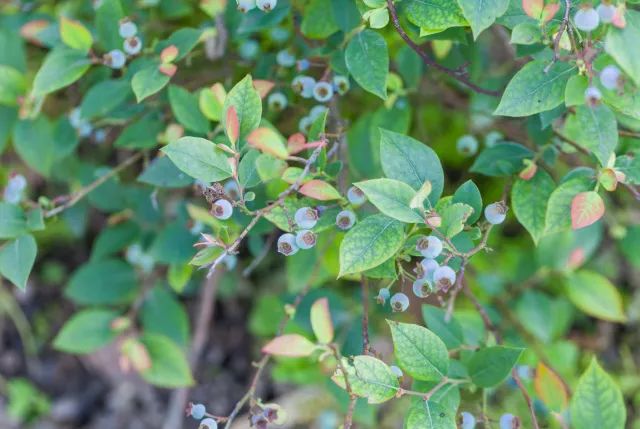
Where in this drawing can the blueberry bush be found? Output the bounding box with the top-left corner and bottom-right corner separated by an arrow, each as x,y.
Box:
0,0 -> 639,428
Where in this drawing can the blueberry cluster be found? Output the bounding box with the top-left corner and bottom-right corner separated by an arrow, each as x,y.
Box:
574,3 -> 618,32
277,207 -> 319,256
186,403 -> 218,429
236,0 -> 277,13
291,74 -> 350,104
458,411 -> 520,428
298,105 -> 328,134
250,403 -> 287,428
3,174 -> 27,204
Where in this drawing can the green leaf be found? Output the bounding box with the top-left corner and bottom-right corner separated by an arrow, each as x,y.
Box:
339,214 -> 405,277
91,221 -> 140,261
467,346 -> 523,387
439,203 -> 474,238
510,22 -> 541,45
545,177 -> 594,235
563,105 -> 618,167
0,234 -> 36,290
301,0 -> 339,38
379,129 -> 444,203
345,30 -> 389,100
12,118 -> 56,177
452,180 -> 482,224
32,47 -> 91,97
139,334 -> 194,387
422,305 -> 464,349
405,0 -> 467,34
565,74 -> 588,106
605,10 -> 640,87
114,113 -> 163,149
511,169 -> 555,244
222,75 -> 262,142
131,64 -> 170,102
456,0 -> 509,39
238,149 -> 262,188
570,358 -> 626,429
141,288 -> 190,347
262,334 -> 316,357
65,259 -> 137,305
387,320 -> 449,381
471,143 -> 533,177
571,191 -> 605,230
494,60 -> 576,117
310,298 -> 334,344
53,309 -> 119,354
80,79 -> 130,119
404,401 -> 457,429
155,28 -> 203,61
137,156 -> 194,188
95,0 -> 124,51
565,270 -> 626,322
332,355 -> 399,404
355,178 -> 424,223
0,65 -> 26,106
161,136 -> 233,182
0,203 -> 27,239
59,17 -> 93,52
168,84 -> 210,134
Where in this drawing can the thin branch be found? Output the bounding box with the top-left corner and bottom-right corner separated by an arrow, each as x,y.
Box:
545,0 -> 572,73
386,0 -> 501,97
360,276 -> 371,355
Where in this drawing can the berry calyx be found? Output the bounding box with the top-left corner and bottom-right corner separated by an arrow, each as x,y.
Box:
236,0 -> 256,12
198,417 -> 218,429
312,81 -> 334,102
412,278 -> 433,298
256,0 -> 277,11
333,75 -> 350,95
268,92 -> 288,111
460,412 -> 476,429
123,36 -> 142,55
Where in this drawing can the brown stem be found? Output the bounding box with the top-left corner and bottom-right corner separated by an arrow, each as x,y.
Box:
545,0 -> 572,73
360,276 -> 371,355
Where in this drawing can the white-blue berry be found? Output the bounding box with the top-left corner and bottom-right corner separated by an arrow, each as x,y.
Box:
106,49 -> 126,69
223,181 -> 240,200
376,288 -> 390,304
585,86 -> 602,104
460,412 -> 476,429
270,27 -> 289,43
456,134 -> 479,157
390,292 -> 410,312
123,36 -> 142,55
298,116 -> 313,134
118,19 -> 137,38
292,75 -> 316,98
294,207 -> 318,229
597,3 -> 616,23
389,365 -> 403,378
236,0 -> 256,12
69,108 -> 82,128
277,233 -> 299,256
94,129 -> 107,143
336,210 -> 356,230
516,365 -> 531,380
295,229 -> 316,249
267,92 -> 288,111
276,50 -> 296,67
347,186 -> 366,206
412,278 -> 433,298
484,202 -> 507,225
333,75 -> 350,95
499,413 -> 518,429
223,254 -> 238,270
574,7 -> 600,31
420,258 -> 439,280
309,105 -> 328,120
600,65 -> 621,90
312,81 -> 334,102
239,40 -> 259,60
256,0 -> 277,11
3,174 -> 27,204
199,418 -> 218,429
190,403 -> 207,420
297,59 -> 310,71
416,235 -> 443,259
433,266 -> 456,290
212,199 -> 233,220
79,122 -> 93,138
485,130 -> 503,148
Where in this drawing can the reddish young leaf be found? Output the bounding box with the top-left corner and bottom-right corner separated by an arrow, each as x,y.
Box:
210,83 -> 226,104
20,20 -> 49,45
253,80 -> 275,99
599,168 -> 618,192
158,63 -> 177,77
287,133 -> 307,154
519,161 -> 538,181
262,334 -> 316,357
522,0 -> 543,19
534,362 -> 568,411
298,180 -> 342,201
541,3 -> 560,23
226,106 -> 240,146
612,5 -> 626,28
567,247 -> 586,270
161,45 -> 179,63
571,191 -> 605,230
310,298 -> 334,344
246,127 -> 289,158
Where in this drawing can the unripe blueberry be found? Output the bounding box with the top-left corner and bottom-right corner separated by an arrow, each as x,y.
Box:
199,418 -> 218,429
460,412 -> 476,429
456,134 -> 479,157
574,7 -> 600,31
78,122 -> 93,138
190,403 -> 207,420
298,115 -> 313,134
347,186 -> 366,206
433,265 -> 456,291
105,49 -> 126,69
292,75 -> 316,98
294,207 -> 318,229
420,258 -> 439,280
584,86 -> 602,105
390,292 -> 410,312
412,278 -> 433,298
123,36 -> 142,55
94,129 -> 107,143
485,130 -> 503,148
600,65 -> 621,90
256,0 -> 277,12
270,27 -> 290,43
597,3 -> 616,23
297,58 -> 310,71
267,92 -> 288,111
310,105 -> 328,120
277,233 -> 299,256
212,199 -> 233,220
263,403 -> 287,424
276,49 -> 296,67
484,201 -> 507,225
223,254 -> 238,270
516,365 -> 531,380
3,174 -> 27,204
118,19 -> 137,38
336,210 -> 356,230
236,0 -> 256,12
223,180 -> 240,200
295,229 -> 317,249
239,39 -> 259,60
499,413 -> 520,429
376,288 -> 390,304
333,75 -> 350,95
69,108 -> 82,128
389,365 -> 403,378
312,81 -> 334,102
415,235 -> 443,259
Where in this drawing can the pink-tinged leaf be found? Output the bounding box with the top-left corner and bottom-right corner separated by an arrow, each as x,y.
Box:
310,298 -> 334,344
519,161 -> 538,181
598,168 -> 618,192
299,180 -> 342,201
158,63 -> 177,77
262,334 -> 316,357
226,106 -> 240,146
161,45 -> 179,63
246,127 -> 289,158
522,0 -> 543,19
287,133 -> 307,154
541,3 -> 560,23
567,247 -> 586,270
20,20 -> 49,45
612,6 -> 626,28
253,80 -> 275,99
282,167 -> 311,185
211,83 -> 226,104
571,191 -> 605,230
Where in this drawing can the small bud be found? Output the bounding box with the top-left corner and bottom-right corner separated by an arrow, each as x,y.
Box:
160,45 -> 179,63
425,210 -> 442,228
519,160 -> 537,180
376,288 -> 390,304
